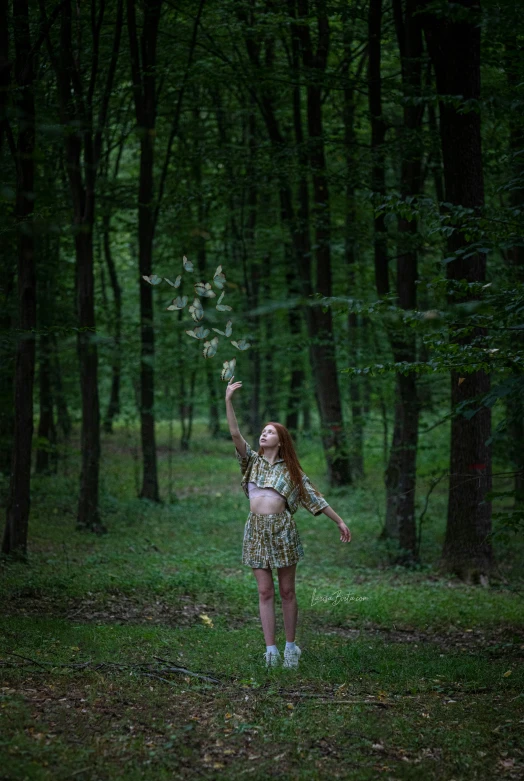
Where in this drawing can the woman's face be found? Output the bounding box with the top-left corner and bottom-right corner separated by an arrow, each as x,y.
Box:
260,425 -> 280,450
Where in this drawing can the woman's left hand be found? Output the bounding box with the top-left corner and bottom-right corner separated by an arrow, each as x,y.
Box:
337,521 -> 351,543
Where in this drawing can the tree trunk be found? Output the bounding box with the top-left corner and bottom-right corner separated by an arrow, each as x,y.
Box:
238,2 -> 351,484
296,0 -> 351,485
75,229 -> 103,531
3,0 -> 36,558
382,0 -> 425,563
505,32 -> 524,508
102,214 -> 122,434
261,254 -> 277,424
193,103 -> 220,439
343,29 -> 365,478
369,0 -> 423,563
285,266 -> 306,441
49,331 -> 72,441
41,0 -> 123,530
421,0 -> 493,583
243,109 -> 262,442
0,0 -> 15,471
0,265 -> 15,475
127,0 -> 162,502
35,332 -> 57,475
368,0 -> 389,299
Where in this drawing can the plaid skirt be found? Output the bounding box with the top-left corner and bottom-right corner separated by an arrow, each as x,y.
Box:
242,509 -> 305,569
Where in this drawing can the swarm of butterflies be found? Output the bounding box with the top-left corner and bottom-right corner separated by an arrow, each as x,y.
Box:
143,256 -> 251,381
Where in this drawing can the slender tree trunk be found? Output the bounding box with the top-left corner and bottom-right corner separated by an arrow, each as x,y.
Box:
137,128 -> 159,499
505,33 -> 524,507
75,228 -> 103,530
127,0 -> 162,501
239,2 -> 351,484
192,104 -> 220,438
427,99 -> 444,203
285,266 -> 305,440
381,0 -> 425,563
243,109 -> 262,442
35,332 -> 57,474
369,0 -> 422,562
3,0 -> 36,557
420,0 -> 493,583
295,0 -> 351,485
0,267 -> 15,475
343,30 -> 365,478
103,214 -> 122,434
0,0 -> 13,471
180,368 -> 197,451
261,254 -> 277,424
368,0 -> 389,299
41,0 -> 123,530
49,331 -> 71,441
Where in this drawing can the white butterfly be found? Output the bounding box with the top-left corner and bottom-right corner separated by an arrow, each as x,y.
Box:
202,336 -> 219,358
216,291 -> 232,311
188,297 -> 204,322
221,358 -> 236,381
213,265 -> 226,289
183,255 -> 194,272
212,319 -> 232,337
194,281 -> 216,298
231,339 -> 250,351
186,325 -> 210,340
167,296 -> 188,311
142,274 -> 163,285
164,275 -> 182,288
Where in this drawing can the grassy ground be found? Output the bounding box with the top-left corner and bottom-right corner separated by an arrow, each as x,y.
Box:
1,416 -> 523,780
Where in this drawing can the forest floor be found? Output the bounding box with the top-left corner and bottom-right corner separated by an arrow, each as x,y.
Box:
1,421 -> 523,780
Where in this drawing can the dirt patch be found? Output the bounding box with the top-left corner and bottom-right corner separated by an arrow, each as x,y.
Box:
305,618 -> 524,659
2,591 -> 256,630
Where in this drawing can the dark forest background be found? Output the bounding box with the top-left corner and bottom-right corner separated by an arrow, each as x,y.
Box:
2,0 -> 524,584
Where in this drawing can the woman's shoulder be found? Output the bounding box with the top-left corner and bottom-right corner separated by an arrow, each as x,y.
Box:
236,440 -> 263,471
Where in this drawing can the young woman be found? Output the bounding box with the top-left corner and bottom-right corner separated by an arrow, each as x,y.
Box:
225,376 -> 351,669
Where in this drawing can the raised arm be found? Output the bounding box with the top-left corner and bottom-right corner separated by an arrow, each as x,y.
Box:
225,377 -> 248,458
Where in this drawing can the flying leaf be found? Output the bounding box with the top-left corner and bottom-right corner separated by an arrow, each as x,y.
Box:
194,281 -> 216,298
142,274 -> 163,285
183,255 -> 194,272
458,377 -> 465,385
212,319 -> 232,337
167,296 -> 188,311
221,358 -> 236,381
203,336 -> 219,358
186,325 -> 210,340
231,339 -> 250,351
164,275 -> 182,288
213,265 -> 226,289
216,291 -> 232,311
188,298 -> 204,322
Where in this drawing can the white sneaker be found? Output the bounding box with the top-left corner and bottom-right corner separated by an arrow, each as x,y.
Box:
282,645 -> 302,669
264,649 -> 282,668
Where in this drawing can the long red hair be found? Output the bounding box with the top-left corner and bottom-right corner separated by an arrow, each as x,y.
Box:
258,421 -> 310,505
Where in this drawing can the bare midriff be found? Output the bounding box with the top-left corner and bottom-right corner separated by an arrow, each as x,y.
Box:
248,482 -> 287,515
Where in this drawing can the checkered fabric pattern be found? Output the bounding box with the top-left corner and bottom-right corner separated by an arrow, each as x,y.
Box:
235,441 -> 329,517
242,510 -> 305,568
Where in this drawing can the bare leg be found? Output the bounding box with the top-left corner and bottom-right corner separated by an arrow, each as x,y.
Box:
277,564 -> 298,642
253,567 -> 276,645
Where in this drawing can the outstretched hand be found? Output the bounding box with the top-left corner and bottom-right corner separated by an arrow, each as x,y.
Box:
225,376 -> 242,401
337,521 -> 351,543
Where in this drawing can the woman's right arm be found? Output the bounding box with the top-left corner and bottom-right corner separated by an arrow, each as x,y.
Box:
225,377 -> 248,458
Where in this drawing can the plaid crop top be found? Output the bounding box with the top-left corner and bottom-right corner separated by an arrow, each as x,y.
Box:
235,441 -> 329,517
